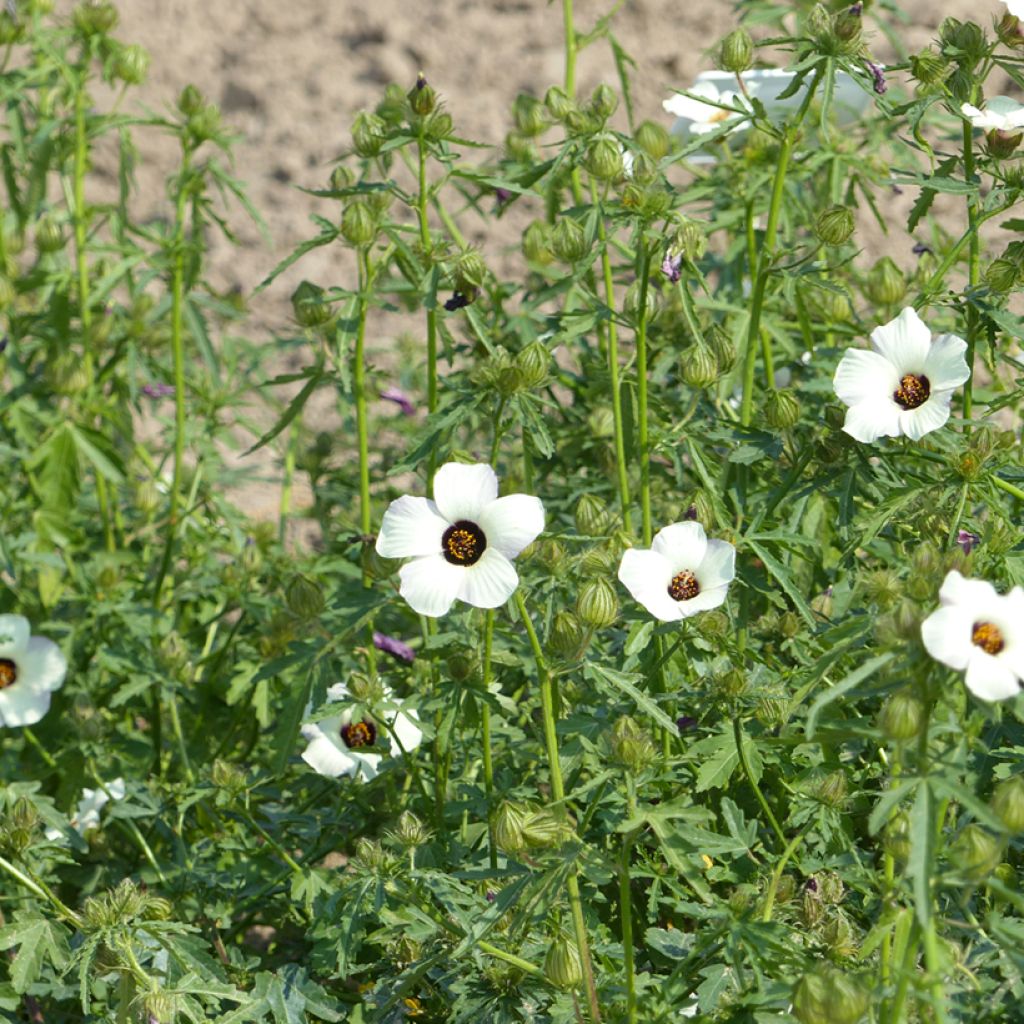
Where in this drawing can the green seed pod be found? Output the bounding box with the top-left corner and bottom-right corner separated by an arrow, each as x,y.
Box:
818,872 -> 845,905
493,800 -> 528,855
576,577 -> 619,629
376,83 -> 408,125
611,715 -> 657,772
73,0 -> 118,36
671,218 -> 707,262
764,389 -> 801,430
446,650 -> 477,683
544,935 -> 583,990
589,83 -> 619,121
718,668 -> 748,698
625,152 -> 658,185
623,279 -> 660,323
946,68 -> 974,104
814,205 -> 855,246
329,164 -> 356,192
548,609 -> 586,661
408,73 -> 437,116
587,405 -> 615,438
453,248 -> 487,294
211,758 -> 247,792
353,837 -> 390,872
697,609 -> 729,637
584,134 -> 624,181
680,344 -> 719,389
537,538 -> 568,573
792,966 -> 869,1024
291,280 -> 333,327
523,806 -> 565,847
362,541 -> 400,580
551,217 -> 589,264
718,27 -> 754,73
815,769 -> 848,808
985,128 -> 1023,160
47,353 -> 90,394
505,130 -> 535,163
991,776 -> 1024,833
0,12 -> 24,44
822,913 -> 858,959
544,86 -> 576,122
513,93 -> 547,137
984,257 -> 1019,292
178,84 -> 204,116
515,341 -> 549,388
997,13 -> 1024,51
35,215 -> 64,254
352,110 -> 387,157
864,256 -> 906,307
187,104 -> 221,143
579,546 -> 618,577
496,364 -> 525,397
392,810 -> 432,848
755,695 -> 787,727
707,322 -> 737,374
878,690 -> 925,742
113,44 -> 150,85
341,201 -> 377,247
808,285 -> 852,324
910,47 -> 951,86
575,493 -> 610,536
425,110 -> 454,142
806,3 -> 836,47
523,220 -> 554,264
134,480 -> 161,517
685,489 -> 716,528
951,824 -> 1003,883
635,119 -> 670,160
285,574 -> 325,619
885,811 -> 911,863
801,886 -> 825,928
941,18 -> 986,66
833,5 -> 863,50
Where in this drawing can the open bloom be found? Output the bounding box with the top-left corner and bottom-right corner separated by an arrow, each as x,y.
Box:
301,683 -> 422,781
1005,0 -> 1024,16
0,615 -> 67,727
921,571 -> 1024,702
833,307 -> 969,443
961,96 -> 1024,131
618,522 -> 736,622
663,80 -> 753,136
376,462 -> 544,617
45,779 -> 126,841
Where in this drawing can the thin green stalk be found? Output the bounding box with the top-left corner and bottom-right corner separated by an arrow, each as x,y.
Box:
279,424 -> 297,544
0,854 -> 83,927
886,919 -> 921,1024
992,475 -> 1024,502
961,120 -> 980,426
562,0 -> 577,97
592,179 -> 632,534
514,591 -> 602,1023
416,128 -> 439,487
619,783 -> 638,1024
635,241 -> 653,546
733,717 -> 786,848
115,972 -> 136,1024
355,247 -> 377,675
760,825 -> 808,922
482,609 -> 496,870
879,747 -> 901,994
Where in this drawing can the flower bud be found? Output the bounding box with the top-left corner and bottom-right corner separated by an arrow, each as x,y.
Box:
73,0 -> 118,36
329,164 -> 356,192
946,68 -> 974,104
523,806 -> 566,848
878,690 -> 925,742
589,83 -> 619,121
341,201 -> 377,247
187,103 -> 222,144
113,44 -> 150,85
681,344 -> 719,389
353,837 -> 391,872
671,218 -> 707,262
453,248 -> 487,294
718,668 -> 748,698
718,28 -> 754,73
376,84 -> 407,125
584,134 -> 624,181
425,110 -> 454,142
211,758 -> 247,793
910,47 -> 951,86
833,5 -> 863,50
822,913 -> 858,958
513,93 -> 547,137
493,801 -> 528,854
291,280 -> 332,327
991,776 -> 1024,833
951,824 -> 1003,883
864,256 -> 906,306
178,84 -> 203,116
285,574 -> 325,620
792,966 -> 869,1024
579,546 -> 618,577
515,341 -> 549,387
352,110 -> 387,158
408,73 -> 437,116
814,769 -> 848,808
997,13 -> 1024,50
635,119 -> 670,160
537,538 -> 568,573
985,128 -> 1023,160
544,86 -> 576,121
576,577 -> 619,629
611,715 -> 657,772
393,810 -> 432,848
575,493 -> 610,536
505,130 -> 535,163
940,18 -> 986,66
707,322 -> 737,373
523,220 -> 554,264
544,935 -> 583,990
551,217 -> 589,264
985,257 -> 1020,292
764,388 -> 801,429
814,205 -> 855,246
548,610 -> 586,661
35,214 -> 64,254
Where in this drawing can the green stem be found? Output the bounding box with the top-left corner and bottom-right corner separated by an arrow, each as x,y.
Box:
115,971 -> 135,1024
355,247 -> 377,675
416,128 -> 439,487
279,424 -> 297,544
961,120 -> 980,426
619,786 -> 638,1024
514,591 -> 602,1023
760,826 -> 807,922
635,240 -> 653,547
562,0 -> 577,97
992,475 -> 1024,502
0,854 -> 83,927
879,747 -> 901,995
733,717 -> 786,848
482,609 -> 496,870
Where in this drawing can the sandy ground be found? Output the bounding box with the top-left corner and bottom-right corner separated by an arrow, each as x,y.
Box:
65,0 -> 998,522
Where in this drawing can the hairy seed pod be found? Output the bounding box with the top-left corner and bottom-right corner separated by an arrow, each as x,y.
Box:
515,342 -> 550,387
544,935 -> 583,990
576,577 -> 619,629
113,44 -> 150,85
285,574 -> 325,619
575,494 -> 610,536
544,86 -> 576,122
512,93 -> 547,137
864,256 -> 906,306
680,344 -> 719,389
792,966 -> 869,1024
878,690 -> 925,742
589,83 -> 618,121
352,110 -> 387,157
547,610 -> 586,661
291,281 -> 332,327
718,28 -> 754,73
764,388 -> 801,430
407,73 -> 437,116
635,119 -> 670,160
991,776 -> 1024,833
951,824 -> 1003,883
493,801 -> 528,854
551,217 -> 589,264
584,134 -> 624,181
523,220 -> 554,264
814,205 -> 855,246
341,202 -> 377,247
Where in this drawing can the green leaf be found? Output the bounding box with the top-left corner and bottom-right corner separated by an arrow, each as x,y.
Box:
645,927 -> 693,960
745,539 -> 814,626
908,781 -> 933,927
691,727 -> 761,793
805,651 -> 895,739
245,367 -> 325,455
67,423 -> 126,484
584,663 -> 677,734
0,915 -> 70,993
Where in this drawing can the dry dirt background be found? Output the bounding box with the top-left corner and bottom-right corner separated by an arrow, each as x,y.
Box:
69,0 -> 1007,521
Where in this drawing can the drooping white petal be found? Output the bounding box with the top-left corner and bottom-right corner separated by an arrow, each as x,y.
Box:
0,615 -> 30,660
842,400 -> 902,443
16,637 -> 67,694
398,555 -> 466,617
899,392 -> 953,440
457,548 -> 519,609
678,585 -> 730,616
697,539 -> 736,590
833,348 -> 900,406
870,307 -> 931,370
477,494 -> 545,559
432,463 -> 499,523
937,570 -> 995,608
389,709 -> 423,755
662,80 -> 722,118
921,605 -> 974,670
965,653 -> 1021,702
301,733 -> 360,778
0,685 -> 54,728
376,496 -> 448,558
923,333 -> 970,390
651,522 -> 708,572
965,96 -> 1024,131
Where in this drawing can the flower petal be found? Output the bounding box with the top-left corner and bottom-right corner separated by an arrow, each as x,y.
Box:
457,548 -> 519,609
697,539 -> 736,590
477,494 -> 545,559
662,81 -> 721,118
0,684 -> 54,728
432,463 -> 499,523
0,615 -> 30,660
870,307 -> 931,370
937,570 -> 995,608
833,348 -> 899,406
302,733 -> 358,778
389,709 -> 423,755
965,652 -> 1021,702
376,496 -> 448,558
842,400 -> 901,443
628,585 -> 686,621
898,392 -> 952,440
923,333 -> 970,390
16,637 -> 67,694
350,752 -> 383,781
399,555 -> 465,617
325,682 -> 350,703
618,548 -> 674,600
651,522 -> 708,572
678,585 -> 730,616
921,605 -> 973,670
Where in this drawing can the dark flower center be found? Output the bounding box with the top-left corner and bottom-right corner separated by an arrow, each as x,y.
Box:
893,373 -> 930,410
0,659 -> 16,689
442,520 -> 486,566
667,570 -> 700,602
972,621 -> 1005,655
341,719 -> 377,749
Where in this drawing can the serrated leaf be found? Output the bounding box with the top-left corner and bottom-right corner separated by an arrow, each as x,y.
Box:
908,781 -> 933,927
806,651 -> 895,739
584,663 -> 677,733
0,915 -> 69,993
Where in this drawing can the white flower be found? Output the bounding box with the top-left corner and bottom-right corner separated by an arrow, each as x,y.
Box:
663,80 -> 753,136
375,462 -> 545,617
0,614 -> 67,727
618,522 -> 736,622
301,683 -> 422,781
1003,0 -> 1024,20
961,96 -> 1024,132
45,779 -> 126,841
832,307 -> 969,444
921,571 -> 1024,702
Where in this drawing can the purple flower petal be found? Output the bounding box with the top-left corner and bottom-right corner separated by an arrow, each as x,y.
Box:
141,383 -> 175,398
380,387 -> 416,416
373,632 -> 416,663
956,529 -> 980,555
662,252 -> 683,284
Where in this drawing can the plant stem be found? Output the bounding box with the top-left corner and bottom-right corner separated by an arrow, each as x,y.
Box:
279,424 -> 297,544
760,826 -> 807,922
355,247 -> 377,675
733,717 -> 786,848
514,591 -> 602,1023
634,239 -> 653,547
619,783 -> 638,1024
562,0 -> 577,97
992,475 -> 1024,502
961,119 -> 980,427
416,127 -> 439,487
0,854 -> 82,927
482,609 -> 496,870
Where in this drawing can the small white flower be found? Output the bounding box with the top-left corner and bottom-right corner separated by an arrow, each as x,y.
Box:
376,462 -> 545,617
663,80 -> 753,136
618,522 -> 736,622
45,779 -> 126,841
0,614 -> 67,727
1003,0 -> 1024,20
832,307 -> 969,444
921,571 -> 1024,702
301,683 -> 422,781
961,96 -> 1024,132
